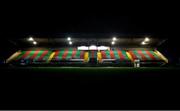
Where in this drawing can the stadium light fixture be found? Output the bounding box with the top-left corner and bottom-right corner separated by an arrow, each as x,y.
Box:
67,37 -> 71,41
33,41 -> 37,45
69,41 -> 72,45
28,37 -> 34,41
111,41 -> 115,45
141,41 -> 146,45
112,37 -> 117,41
144,37 -> 150,42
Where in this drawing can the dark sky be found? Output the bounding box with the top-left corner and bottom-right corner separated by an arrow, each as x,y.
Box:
1,2 -> 179,39
0,2 -> 180,62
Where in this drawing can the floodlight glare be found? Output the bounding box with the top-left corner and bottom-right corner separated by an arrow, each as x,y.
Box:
112,37 -> 117,41
69,41 -> 72,45
33,41 -> 37,45
111,41 -> 115,45
141,41 -> 146,45
144,37 -> 150,42
28,37 -> 34,41
67,37 -> 71,41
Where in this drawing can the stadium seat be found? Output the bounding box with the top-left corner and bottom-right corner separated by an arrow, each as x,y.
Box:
127,49 -> 166,66
51,48 -> 86,64
7,48 -> 168,66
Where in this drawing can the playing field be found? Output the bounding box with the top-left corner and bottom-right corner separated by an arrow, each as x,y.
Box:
1,66 -> 180,109
2,66 -> 180,79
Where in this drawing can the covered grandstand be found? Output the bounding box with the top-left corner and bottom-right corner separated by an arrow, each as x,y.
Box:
6,34 -> 168,67
1,33 -> 179,110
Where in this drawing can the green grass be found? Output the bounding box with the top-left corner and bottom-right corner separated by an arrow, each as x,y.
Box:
8,67 -> 180,75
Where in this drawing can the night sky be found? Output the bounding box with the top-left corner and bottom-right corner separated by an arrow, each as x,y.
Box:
1,2 -> 179,37
1,2 -> 180,63
2,12 -> 177,36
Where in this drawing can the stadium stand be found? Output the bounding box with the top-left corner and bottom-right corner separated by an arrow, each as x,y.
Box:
99,49 -> 131,66
6,48 -> 168,67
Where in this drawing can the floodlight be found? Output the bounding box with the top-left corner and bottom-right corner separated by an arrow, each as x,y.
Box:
144,37 -> 150,42
67,37 -> 71,41
69,41 -> 72,45
33,41 -> 37,45
141,41 -> 146,45
28,37 -> 34,41
112,37 -> 117,41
